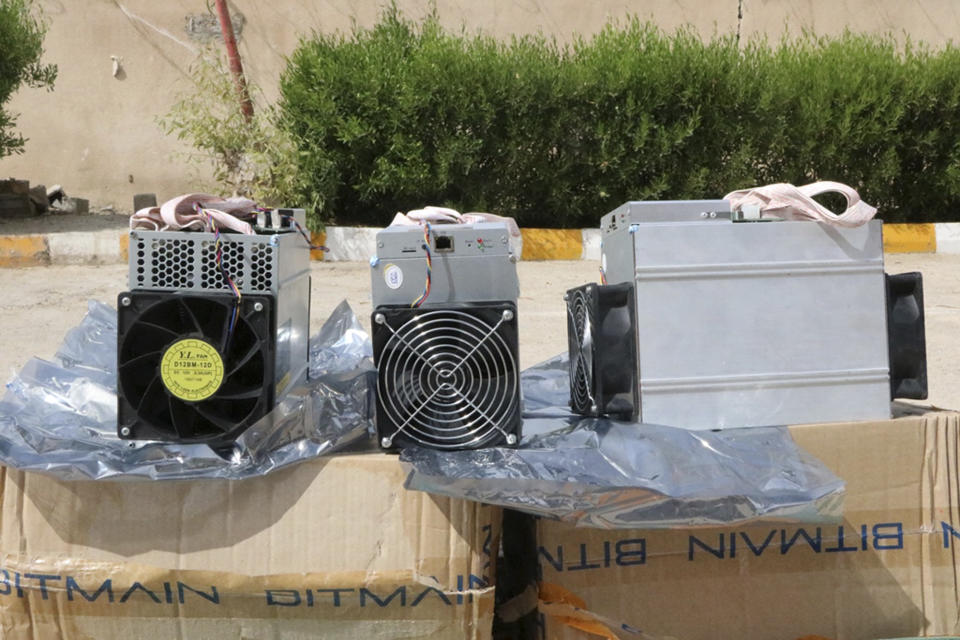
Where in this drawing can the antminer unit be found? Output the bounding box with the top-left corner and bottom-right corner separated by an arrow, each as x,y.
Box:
370,222 -> 521,450
567,199 -> 927,430
117,209 -> 311,448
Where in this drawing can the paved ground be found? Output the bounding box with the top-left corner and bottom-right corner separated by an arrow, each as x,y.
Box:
1,255 -> 956,410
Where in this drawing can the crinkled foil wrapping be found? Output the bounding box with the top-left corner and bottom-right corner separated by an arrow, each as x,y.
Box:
401,354 -> 844,529
0,307 -> 843,529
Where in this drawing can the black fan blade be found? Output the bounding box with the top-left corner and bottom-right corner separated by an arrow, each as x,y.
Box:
133,321 -> 180,340
226,341 -> 262,377
214,386 -> 265,401
168,395 -> 199,439
135,375 -> 165,414
192,404 -> 237,433
118,349 -> 165,372
178,298 -> 205,335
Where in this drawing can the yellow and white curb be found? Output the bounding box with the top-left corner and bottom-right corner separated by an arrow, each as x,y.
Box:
0,223 -> 953,267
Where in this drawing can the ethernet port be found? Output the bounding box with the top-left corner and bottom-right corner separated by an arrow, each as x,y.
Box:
435,235 -> 454,252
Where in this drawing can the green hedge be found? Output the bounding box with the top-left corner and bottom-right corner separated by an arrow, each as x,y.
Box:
0,0 -> 56,158
279,9 -> 960,228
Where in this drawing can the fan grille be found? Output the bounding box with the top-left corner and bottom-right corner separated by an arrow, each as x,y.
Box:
375,306 -> 519,449
567,288 -> 595,414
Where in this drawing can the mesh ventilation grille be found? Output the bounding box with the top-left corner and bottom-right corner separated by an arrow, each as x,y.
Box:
136,234 -> 280,292
375,306 -> 519,449
567,287 -> 595,414
148,239 -> 195,289
201,240 -> 244,289
250,245 -> 274,291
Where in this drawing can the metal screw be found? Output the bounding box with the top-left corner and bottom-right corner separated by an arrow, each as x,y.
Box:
563,292 -> 569,301
369,256 -> 380,268
378,241 -> 384,248
502,309 -> 514,321
253,302 -> 263,312
270,235 -> 279,245
120,426 -> 131,437
374,313 -> 386,325
709,212 -> 717,218
506,433 -> 517,445
500,235 -> 507,244
380,437 -> 392,448
700,212 -> 709,218
120,296 -> 132,307
509,254 -> 519,263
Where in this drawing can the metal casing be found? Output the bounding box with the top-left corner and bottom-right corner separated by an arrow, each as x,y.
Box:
601,200 -> 891,430
126,220 -> 311,404
370,222 -> 519,307
128,212 -> 309,296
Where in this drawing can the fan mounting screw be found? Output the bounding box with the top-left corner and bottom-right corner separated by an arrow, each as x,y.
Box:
381,437 -> 392,448
120,296 -> 131,307
563,293 -> 569,301
502,309 -> 514,321
253,302 -> 263,312
120,427 -> 131,437
506,433 -> 517,445
374,313 -> 386,325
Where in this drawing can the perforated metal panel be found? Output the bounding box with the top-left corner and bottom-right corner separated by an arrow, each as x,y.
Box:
128,231 -> 302,295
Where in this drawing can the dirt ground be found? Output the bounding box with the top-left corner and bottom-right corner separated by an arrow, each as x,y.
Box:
1,255 -> 956,410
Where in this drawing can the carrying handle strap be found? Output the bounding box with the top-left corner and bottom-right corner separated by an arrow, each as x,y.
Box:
724,181 -> 878,228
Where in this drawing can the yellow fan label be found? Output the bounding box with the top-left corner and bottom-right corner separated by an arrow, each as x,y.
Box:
160,338 -> 225,402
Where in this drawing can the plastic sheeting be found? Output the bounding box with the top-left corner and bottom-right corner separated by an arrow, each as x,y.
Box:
401,353 -> 845,529
0,305 -> 844,529
0,300 -> 373,480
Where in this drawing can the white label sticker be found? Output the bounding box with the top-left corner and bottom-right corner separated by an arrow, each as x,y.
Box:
384,263 -> 404,289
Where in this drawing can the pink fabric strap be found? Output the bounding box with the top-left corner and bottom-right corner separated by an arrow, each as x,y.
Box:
724,182 -> 877,228
130,193 -> 257,234
390,206 -> 521,237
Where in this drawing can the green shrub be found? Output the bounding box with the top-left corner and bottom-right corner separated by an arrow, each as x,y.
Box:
279,8 -> 960,227
160,49 -> 309,212
0,0 -> 56,158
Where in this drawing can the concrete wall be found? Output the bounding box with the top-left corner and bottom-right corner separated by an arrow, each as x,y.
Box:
3,0 -> 959,211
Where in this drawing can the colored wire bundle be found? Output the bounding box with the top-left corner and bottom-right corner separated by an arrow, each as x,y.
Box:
195,203 -> 242,340
411,223 -> 432,308
270,210 -> 329,252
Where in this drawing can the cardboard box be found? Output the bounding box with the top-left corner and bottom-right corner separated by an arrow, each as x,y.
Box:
535,410 -> 960,640
0,452 -> 500,639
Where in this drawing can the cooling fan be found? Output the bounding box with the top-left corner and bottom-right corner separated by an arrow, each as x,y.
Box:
372,302 -> 521,450
566,282 -> 638,419
886,272 -> 928,400
116,291 -> 275,446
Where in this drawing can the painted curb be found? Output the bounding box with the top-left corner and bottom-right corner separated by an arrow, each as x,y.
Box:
0,223 -> 951,267
883,223 -> 936,254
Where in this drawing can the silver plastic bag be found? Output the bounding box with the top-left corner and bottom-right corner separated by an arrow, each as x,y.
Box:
401,354 -> 844,529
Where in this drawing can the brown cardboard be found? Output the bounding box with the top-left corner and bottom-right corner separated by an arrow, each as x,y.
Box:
535,410 -> 960,640
0,452 -> 500,639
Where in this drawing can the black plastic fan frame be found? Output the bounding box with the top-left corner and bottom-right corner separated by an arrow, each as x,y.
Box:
372,301 -> 522,451
116,290 -> 276,447
566,282 -> 639,419
885,272 -> 928,400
